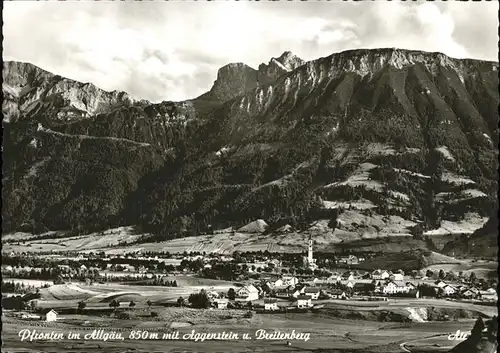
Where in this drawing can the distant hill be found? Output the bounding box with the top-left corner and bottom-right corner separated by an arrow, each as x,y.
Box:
441,217 -> 498,259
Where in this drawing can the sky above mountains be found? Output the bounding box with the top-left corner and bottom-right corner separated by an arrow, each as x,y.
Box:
4,1 -> 498,102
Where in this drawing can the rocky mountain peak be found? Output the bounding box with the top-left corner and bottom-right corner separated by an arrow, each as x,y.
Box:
321,48 -> 498,79
274,51 -> 306,71
206,62 -> 259,101
3,61 -> 133,123
205,52 -> 306,102
258,51 -> 306,85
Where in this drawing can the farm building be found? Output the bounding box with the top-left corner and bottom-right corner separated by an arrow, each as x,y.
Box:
337,255 -> 359,265
41,309 -> 58,322
382,281 -> 410,294
329,289 -> 347,299
263,298 -> 279,311
303,287 -> 320,300
296,295 -> 312,309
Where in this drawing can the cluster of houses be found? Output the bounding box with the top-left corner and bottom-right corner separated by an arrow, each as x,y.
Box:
336,254 -> 366,265
205,269 -> 498,311
433,280 -> 498,301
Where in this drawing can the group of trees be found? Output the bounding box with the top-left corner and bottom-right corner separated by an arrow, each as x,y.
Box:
1,280 -> 45,294
424,269 -> 482,284
188,290 -> 211,309
145,278 -> 178,287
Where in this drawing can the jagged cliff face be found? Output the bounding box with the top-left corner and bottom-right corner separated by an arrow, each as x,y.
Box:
203,51 -> 306,102
2,49 -> 498,245
3,61 -> 134,123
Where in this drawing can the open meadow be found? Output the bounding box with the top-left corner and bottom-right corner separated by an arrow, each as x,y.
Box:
2,310 -> 475,353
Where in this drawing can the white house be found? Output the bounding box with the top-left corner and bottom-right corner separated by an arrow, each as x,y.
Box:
291,288 -> 302,298
274,279 -> 285,287
391,273 -> 404,281
468,287 -> 480,295
296,295 -> 312,309
246,262 -> 267,273
460,289 -> 476,298
485,288 -> 497,294
274,277 -> 298,287
213,298 -> 228,309
442,285 -> 456,296
303,287 -> 320,300
342,273 -> 355,281
328,275 -> 342,283
264,298 -> 279,311
57,264 -> 72,272
372,269 -> 390,280
337,255 -> 359,265
346,281 -> 355,289
268,259 -> 282,268
42,309 -> 58,322
382,281 -> 410,294
479,290 -> 497,302
237,285 -> 259,301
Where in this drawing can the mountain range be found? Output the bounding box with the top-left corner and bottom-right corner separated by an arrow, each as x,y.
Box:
2,48 -> 498,253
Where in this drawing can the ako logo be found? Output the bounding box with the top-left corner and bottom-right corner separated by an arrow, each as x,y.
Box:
447,330 -> 470,341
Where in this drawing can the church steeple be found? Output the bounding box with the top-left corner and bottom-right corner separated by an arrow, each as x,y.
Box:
308,234 -> 313,262
303,234 -> 317,270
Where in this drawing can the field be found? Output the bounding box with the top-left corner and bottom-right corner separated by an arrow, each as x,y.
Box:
1,308 -> 482,353
2,226 -> 145,253
422,260 -> 498,279
33,278 -> 237,309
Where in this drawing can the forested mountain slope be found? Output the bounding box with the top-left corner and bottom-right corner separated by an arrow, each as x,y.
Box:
2,48 -> 498,245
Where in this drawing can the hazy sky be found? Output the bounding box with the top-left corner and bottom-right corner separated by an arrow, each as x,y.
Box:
4,1 -> 498,102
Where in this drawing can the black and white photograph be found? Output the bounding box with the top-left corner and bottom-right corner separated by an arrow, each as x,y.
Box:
1,1 -> 499,352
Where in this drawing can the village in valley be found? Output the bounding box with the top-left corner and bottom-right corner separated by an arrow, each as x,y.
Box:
2,230 -> 497,317
1,221 -> 498,353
